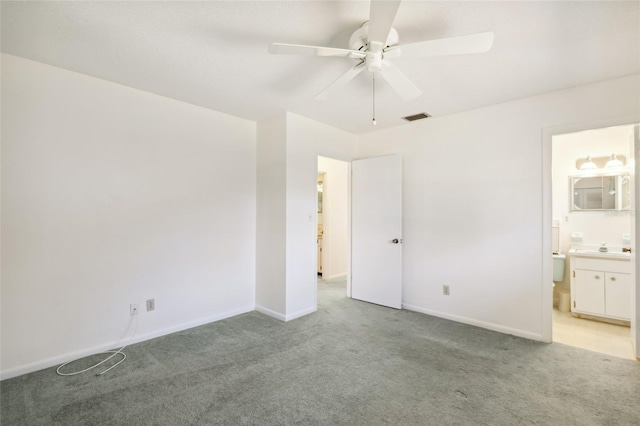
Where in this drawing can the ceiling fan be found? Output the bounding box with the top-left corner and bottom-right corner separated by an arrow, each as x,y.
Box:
269,0 -> 494,123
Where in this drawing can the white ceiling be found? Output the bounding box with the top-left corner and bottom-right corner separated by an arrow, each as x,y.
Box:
2,1 -> 639,134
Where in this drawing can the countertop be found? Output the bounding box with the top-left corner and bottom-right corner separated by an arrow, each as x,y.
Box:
568,247 -> 630,260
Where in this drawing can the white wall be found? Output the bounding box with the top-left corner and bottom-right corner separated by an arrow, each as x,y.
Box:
254,113 -> 357,321
255,114 -> 287,319
285,113 -> 357,319
1,54 -> 257,379
357,74 -> 640,340
318,156 -> 349,280
552,125 -> 634,294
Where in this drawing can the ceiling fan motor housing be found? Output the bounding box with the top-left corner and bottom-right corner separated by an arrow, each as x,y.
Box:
349,21 -> 399,54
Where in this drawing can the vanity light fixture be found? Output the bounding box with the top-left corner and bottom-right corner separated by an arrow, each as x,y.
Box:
579,155 -> 597,170
605,153 -> 623,168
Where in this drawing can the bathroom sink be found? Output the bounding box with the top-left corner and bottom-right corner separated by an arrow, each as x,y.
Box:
569,248 -> 630,259
572,248 -> 624,253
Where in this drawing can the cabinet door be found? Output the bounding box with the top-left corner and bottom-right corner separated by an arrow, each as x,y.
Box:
605,272 -> 631,320
574,269 -> 605,315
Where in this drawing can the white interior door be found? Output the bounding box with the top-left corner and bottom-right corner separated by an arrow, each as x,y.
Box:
351,154 -> 402,309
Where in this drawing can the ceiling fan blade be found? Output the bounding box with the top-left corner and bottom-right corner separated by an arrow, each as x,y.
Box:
387,31 -> 494,58
315,62 -> 366,100
379,61 -> 421,101
269,43 -> 365,58
368,0 -> 401,52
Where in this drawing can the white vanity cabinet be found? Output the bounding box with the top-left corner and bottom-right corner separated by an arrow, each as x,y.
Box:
570,255 -> 631,321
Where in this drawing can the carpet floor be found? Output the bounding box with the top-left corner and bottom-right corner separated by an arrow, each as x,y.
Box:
2,278 -> 639,425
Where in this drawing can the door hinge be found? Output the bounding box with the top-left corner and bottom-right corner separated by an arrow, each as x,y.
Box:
572,270 -> 575,278
573,301 -> 576,308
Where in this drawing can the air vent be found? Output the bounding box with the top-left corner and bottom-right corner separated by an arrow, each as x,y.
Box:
402,113 -> 431,122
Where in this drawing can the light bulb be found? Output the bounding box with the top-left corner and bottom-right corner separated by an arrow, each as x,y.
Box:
580,155 -> 597,170
372,119 -> 377,126
606,153 -> 623,168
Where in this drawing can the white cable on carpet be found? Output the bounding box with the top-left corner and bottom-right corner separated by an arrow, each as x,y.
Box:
56,308 -> 139,377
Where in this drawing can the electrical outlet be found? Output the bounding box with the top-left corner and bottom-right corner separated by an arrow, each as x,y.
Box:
443,285 -> 450,296
146,298 -> 155,312
130,303 -> 138,316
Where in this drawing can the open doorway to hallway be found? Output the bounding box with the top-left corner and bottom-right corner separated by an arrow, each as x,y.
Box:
551,123 -> 638,360
317,156 -> 349,297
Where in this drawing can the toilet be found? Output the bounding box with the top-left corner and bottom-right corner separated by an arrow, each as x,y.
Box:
552,224 -> 566,286
552,223 -> 570,312
553,254 -> 566,284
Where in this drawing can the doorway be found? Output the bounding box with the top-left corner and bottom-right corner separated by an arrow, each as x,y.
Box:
550,123 -> 638,359
317,156 -> 350,296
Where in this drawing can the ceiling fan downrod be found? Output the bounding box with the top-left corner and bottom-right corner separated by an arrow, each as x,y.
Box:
372,72 -> 377,126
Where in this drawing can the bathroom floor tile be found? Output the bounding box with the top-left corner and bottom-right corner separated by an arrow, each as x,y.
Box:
552,308 -> 635,360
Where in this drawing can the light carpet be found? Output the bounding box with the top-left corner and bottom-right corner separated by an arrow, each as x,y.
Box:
2,278 -> 639,425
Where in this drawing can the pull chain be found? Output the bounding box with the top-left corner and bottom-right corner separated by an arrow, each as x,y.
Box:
372,72 -> 377,126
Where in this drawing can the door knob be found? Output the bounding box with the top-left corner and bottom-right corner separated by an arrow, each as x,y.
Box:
392,238 -> 401,244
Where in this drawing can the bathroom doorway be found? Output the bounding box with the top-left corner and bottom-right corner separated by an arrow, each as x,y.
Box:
316,156 -> 349,296
317,172 -> 325,277
550,123 -> 638,360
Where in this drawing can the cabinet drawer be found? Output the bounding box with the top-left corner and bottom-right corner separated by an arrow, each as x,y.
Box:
571,257 -> 630,274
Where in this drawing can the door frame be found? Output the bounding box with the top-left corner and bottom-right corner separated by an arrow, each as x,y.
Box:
542,114 -> 640,353
315,153 -> 402,307
315,156 -> 353,310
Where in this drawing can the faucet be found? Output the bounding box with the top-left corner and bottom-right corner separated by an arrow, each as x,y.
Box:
598,242 -> 608,252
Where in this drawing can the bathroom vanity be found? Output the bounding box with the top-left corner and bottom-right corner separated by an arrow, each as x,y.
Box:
569,248 -> 631,323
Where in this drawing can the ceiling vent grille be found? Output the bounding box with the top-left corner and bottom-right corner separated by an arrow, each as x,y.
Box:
402,113 -> 431,122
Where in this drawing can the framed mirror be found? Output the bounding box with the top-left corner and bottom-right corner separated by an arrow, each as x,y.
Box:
571,174 -> 630,211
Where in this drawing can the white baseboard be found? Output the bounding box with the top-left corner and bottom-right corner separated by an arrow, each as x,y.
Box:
0,305 -> 254,381
285,306 -> 317,322
402,303 -> 544,342
255,304 -> 286,321
255,304 -> 316,322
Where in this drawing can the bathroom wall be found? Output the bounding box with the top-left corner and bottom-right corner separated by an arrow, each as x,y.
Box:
551,125 -> 635,294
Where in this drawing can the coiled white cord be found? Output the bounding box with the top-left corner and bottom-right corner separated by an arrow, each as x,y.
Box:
56,309 -> 139,377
